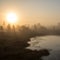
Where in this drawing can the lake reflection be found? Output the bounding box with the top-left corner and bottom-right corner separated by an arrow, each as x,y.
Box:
27,35 -> 60,60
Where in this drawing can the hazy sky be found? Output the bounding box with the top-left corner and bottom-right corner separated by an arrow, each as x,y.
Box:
0,0 -> 60,26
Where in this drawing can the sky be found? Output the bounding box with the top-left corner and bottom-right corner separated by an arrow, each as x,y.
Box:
0,0 -> 60,26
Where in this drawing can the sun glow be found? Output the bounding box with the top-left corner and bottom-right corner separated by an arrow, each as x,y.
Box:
6,12 -> 17,24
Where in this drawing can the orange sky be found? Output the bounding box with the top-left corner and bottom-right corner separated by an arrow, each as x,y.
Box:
0,0 -> 60,26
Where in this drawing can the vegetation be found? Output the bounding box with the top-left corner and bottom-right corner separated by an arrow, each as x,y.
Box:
0,23 -> 60,60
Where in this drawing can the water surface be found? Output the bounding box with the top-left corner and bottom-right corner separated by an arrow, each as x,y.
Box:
27,35 -> 60,60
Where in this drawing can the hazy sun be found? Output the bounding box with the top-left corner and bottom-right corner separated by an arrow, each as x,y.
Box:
6,12 -> 17,24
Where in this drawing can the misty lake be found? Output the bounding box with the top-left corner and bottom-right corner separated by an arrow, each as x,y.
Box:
27,35 -> 60,60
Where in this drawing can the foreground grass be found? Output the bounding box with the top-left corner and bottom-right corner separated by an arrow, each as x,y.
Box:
0,31 -> 50,60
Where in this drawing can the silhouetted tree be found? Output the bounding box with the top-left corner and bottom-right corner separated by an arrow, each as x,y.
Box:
12,25 -> 16,32
0,26 -> 3,31
7,24 -> 11,32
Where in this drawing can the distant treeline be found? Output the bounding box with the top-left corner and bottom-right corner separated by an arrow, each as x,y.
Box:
0,23 -> 60,37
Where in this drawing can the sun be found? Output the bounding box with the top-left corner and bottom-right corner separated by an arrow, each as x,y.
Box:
6,12 -> 17,24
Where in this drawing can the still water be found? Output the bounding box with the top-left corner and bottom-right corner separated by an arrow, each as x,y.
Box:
27,35 -> 60,60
